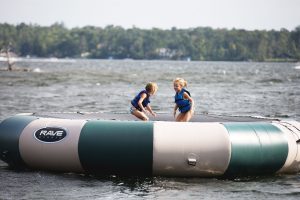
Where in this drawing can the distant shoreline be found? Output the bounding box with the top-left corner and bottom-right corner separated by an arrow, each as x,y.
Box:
1,23 -> 299,62
0,57 -> 298,63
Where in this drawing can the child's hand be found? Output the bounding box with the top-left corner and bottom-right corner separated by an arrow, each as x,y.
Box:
191,104 -> 195,115
151,112 -> 156,117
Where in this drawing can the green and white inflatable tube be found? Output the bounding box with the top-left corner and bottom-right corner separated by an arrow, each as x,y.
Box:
0,113 -> 299,177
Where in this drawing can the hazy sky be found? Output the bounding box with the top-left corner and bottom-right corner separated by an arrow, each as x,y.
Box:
0,0 -> 299,30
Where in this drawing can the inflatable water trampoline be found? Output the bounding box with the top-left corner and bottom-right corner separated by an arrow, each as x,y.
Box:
0,112 -> 299,177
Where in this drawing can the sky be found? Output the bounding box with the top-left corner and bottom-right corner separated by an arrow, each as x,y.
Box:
0,0 -> 299,30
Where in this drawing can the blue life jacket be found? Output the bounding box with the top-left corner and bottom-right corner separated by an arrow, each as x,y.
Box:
175,88 -> 191,113
131,90 -> 150,111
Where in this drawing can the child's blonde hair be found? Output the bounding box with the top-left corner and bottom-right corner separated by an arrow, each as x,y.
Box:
145,82 -> 158,93
173,78 -> 187,87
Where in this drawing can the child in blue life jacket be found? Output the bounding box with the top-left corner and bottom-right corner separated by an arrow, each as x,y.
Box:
130,82 -> 158,121
173,78 -> 194,122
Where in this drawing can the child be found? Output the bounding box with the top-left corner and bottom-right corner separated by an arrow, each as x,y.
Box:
130,82 -> 158,121
173,78 -> 194,122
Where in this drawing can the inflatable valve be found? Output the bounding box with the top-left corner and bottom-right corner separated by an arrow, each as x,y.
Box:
187,158 -> 197,166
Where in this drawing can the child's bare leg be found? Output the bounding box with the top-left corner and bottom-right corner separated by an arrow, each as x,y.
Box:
177,110 -> 193,122
132,110 -> 149,121
182,111 -> 193,122
176,113 -> 184,122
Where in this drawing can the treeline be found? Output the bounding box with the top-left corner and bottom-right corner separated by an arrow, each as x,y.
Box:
0,23 -> 300,61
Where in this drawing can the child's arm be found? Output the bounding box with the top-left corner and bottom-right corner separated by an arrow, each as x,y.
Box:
183,92 -> 195,113
173,104 -> 178,118
146,105 -> 156,117
138,93 -> 148,113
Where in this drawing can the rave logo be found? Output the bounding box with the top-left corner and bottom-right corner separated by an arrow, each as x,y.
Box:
34,127 -> 67,143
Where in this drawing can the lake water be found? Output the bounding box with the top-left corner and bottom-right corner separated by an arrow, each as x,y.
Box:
0,59 -> 300,199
